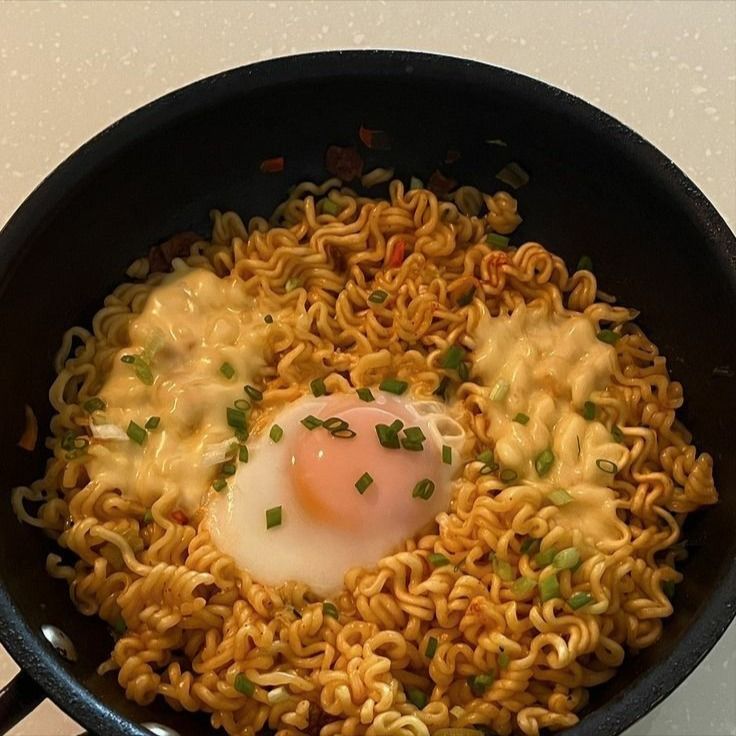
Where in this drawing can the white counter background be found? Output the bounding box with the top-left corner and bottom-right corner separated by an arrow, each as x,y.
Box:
1,1 -> 734,735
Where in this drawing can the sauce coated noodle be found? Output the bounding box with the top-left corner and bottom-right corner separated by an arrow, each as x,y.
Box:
12,178 -> 716,736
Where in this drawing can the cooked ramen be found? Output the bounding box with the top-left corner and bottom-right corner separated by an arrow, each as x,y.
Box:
13,175 -> 717,736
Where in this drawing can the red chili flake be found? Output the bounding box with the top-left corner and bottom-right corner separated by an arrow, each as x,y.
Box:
325,145 -> 364,182
259,156 -> 284,174
388,239 -> 406,268
171,510 -> 189,525
17,404 -> 38,452
148,231 -> 201,274
444,149 -> 461,164
427,169 -> 457,197
358,124 -> 391,151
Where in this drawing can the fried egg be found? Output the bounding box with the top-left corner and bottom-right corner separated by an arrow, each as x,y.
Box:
206,391 -> 466,595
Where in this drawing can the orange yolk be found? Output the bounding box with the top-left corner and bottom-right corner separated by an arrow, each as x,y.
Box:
289,395 -> 444,531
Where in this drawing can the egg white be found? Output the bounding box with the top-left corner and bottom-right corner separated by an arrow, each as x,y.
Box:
205,392 -> 465,596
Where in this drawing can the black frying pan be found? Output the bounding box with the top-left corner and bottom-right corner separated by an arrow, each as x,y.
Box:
0,51 -> 734,736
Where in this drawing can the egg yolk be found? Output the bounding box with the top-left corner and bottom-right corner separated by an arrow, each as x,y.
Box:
289,395 -> 444,530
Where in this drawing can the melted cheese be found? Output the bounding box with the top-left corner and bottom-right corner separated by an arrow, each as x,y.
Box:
86,265 -> 267,510
472,303 -> 626,548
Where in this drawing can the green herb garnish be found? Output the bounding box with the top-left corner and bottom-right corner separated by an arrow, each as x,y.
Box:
355,472 -> 373,495
126,421 -> 147,445
266,506 -> 282,529
379,378 -> 408,395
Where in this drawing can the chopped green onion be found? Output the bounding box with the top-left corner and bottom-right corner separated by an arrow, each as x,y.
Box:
269,425 -> 284,443
121,354 -> 154,385
234,673 -> 255,696
322,199 -> 341,216
83,397 -> 106,413
513,412 -> 530,425
331,428 -> 357,439
145,416 -> 160,430
323,417 -> 349,433
520,537 -> 540,555
404,426 -> 426,443
577,255 -> 593,272
442,445 -> 452,465
112,616 -> 127,635
221,463 -> 236,476
512,576 -> 536,596
401,438 -> 424,451
219,362 -> 236,379
496,162 -> 529,189
239,445 -> 249,463
583,401 -> 596,420
477,449 -> 494,465
389,419 -> 404,432
61,432 -> 87,451
553,547 -> 580,570
301,415 -> 323,430
285,277 -> 301,292
493,557 -> 515,581
142,509 -> 154,524
244,385 -> 263,402
355,472 -> 373,495
266,506 -> 282,529
486,233 -> 510,250
368,289 -> 389,304
310,377 -> 327,397
428,552 -> 450,567
457,287 -> 475,306
212,477 -> 228,492
458,361 -> 470,382
468,672 -> 495,696
425,636 -> 438,658
500,468 -> 518,483
407,687 -> 427,709
226,407 -> 247,431
498,652 -> 510,669
409,176 -> 424,190
126,421 -> 147,445
380,377 -> 409,395
441,345 -> 464,370
596,458 -> 618,473
597,329 -> 620,345
234,427 -> 248,443
233,399 -> 250,412
662,580 -> 676,599
412,478 -> 435,500
534,547 -> 558,568
490,379 -> 509,401
433,376 -> 450,400
539,573 -> 561,602
376,423 -> 401,449
322,601 -> 339,619
568,592 -> 594,610
264,314 -> 274,324
357,387 -> 375,402
612,425 -> 624,443
534,448 -> 555,477
547,489 -> 573,506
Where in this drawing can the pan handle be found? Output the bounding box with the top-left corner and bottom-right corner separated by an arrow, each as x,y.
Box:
0,669 -> 45,735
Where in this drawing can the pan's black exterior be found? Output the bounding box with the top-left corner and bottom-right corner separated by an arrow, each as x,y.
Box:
0,51 -> 734,736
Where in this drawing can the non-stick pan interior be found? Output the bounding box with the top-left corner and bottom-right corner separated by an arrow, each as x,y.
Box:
1,52 -> 735,736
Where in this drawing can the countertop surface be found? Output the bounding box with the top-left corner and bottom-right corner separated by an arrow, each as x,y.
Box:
1,2 -> 734,735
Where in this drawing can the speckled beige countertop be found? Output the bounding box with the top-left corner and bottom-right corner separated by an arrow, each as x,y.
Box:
1,2 -> 734,735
